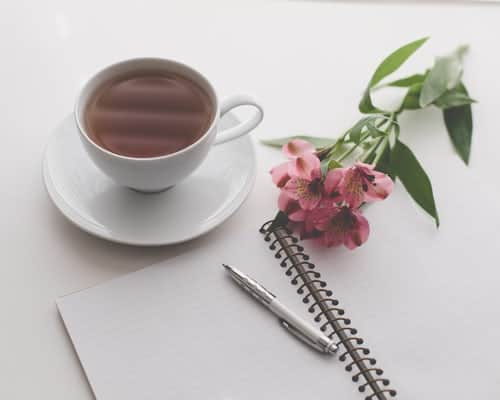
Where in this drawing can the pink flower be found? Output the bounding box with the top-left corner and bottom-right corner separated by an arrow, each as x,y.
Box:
282,154 -> 322,210
282,139 -> 315,158
270,140 -> 317,188
322,168 -> 344,204
270,162 -> 290,188
339,162 -> 393,208
278,191 -> 306,223
288,153 -> 321,180
269,139 -> 392,250
278,192 -> 317,238
311,204 -> 370,249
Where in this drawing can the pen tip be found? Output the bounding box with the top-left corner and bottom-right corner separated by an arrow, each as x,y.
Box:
222,264 -> 230,270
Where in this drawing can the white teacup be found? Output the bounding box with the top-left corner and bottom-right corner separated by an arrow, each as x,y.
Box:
75,58 -> 263,192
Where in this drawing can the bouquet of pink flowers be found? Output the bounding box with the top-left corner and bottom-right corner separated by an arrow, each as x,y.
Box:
264,38 -> 475,249
271,140 -> 393,248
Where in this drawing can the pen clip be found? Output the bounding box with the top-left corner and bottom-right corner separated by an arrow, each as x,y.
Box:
279,319 -> 337,355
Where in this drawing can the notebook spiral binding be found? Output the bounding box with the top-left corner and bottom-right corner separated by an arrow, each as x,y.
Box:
260,212 -> 397,400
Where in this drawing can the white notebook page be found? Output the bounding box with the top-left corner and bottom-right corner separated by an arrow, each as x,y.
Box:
57,229 -> 350,400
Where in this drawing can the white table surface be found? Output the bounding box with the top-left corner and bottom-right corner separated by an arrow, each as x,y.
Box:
2,1 -> 500,398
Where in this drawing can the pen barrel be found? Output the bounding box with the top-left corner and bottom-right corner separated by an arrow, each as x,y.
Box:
269,300 -> 316,336
269,299 -> 336,353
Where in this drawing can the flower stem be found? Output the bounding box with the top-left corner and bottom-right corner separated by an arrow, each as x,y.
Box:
323,114 -> 396,164
330,130 -> 350,150
337,133 -> 369,162
360,136 -> 384,163
372,136 -> 389,166
317,130 -> 350,160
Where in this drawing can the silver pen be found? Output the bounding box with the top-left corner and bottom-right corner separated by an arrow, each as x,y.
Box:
223,264 -> 338,355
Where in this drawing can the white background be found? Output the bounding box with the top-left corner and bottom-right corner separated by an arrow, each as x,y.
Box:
1,0 -> 499,398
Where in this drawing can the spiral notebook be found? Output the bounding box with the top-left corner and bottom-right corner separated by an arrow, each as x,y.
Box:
57,214 -> 394,400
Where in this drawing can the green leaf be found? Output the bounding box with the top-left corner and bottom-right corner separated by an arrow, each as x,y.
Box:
400,82 -> 424,110
348,117 -> 371,143
369,37 -> 429,87
347,115 -> 393,143
419,45 -> 468,107
392,140 -> 440,226
359,37 -> 428,113
375,143 -> 395,180
359,90 -> 381,114
393,118 -> 401,139
321,158 -> 343,176
328,159 -> 343,170
260,136 -> 336,149
433,86 -> 476,109
443,83 -> 473,165
363,151 -> 376,165
386,73 -> 426,88
366,121 -> 386,138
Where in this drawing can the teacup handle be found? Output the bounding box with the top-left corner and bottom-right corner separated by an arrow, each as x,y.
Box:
213,94 -> 264,145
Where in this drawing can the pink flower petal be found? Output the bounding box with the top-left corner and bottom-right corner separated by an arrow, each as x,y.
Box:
297,213 -> 319,239
322,231 -> 344,247
344,211 -> 370,249
288,153 -> 320,180
354,162 -> 376,172
311,205 -> 341,231
289,208 -> 307,222
282,178 -> 301,200
298,195 -> 321,211
283,177 -> 322,210
310,167 -> 322,181
278,190 -> 294,211
283,163 -> 322,211
299,224 -> 318,240
278,191 -> 307,221
340,167 -> 365,208
324,168 -> 344,201
313,217 -> 331,232
303,213 -> 316,232
365,171 -> 394,202
282,139 -> 315,159
310,205 -> 370,249
270,162 -> 291,188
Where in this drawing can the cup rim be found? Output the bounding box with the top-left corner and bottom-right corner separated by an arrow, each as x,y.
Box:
74,57 -> 220,162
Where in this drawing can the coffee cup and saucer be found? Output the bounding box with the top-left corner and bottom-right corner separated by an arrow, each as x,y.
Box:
43,58 -> 263,245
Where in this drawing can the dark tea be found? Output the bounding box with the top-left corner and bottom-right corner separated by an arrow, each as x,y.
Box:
84,71 -> 213,158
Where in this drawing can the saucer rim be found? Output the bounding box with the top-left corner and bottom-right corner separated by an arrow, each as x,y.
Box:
43,113 -> 257,247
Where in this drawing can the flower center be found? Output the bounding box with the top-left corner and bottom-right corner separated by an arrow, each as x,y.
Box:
345,169 -> 364,197
331,208 -> 357,231
296,178 -> 321,201
308,178 -> 322,195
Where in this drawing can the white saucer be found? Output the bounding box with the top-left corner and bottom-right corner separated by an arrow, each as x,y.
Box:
43,113 -> 256,246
